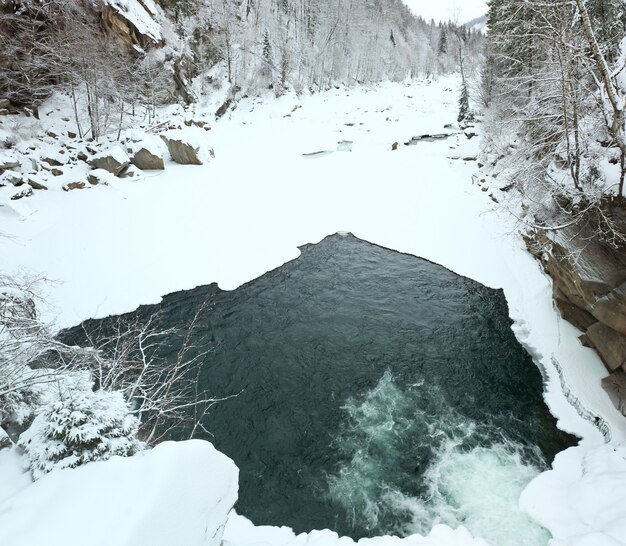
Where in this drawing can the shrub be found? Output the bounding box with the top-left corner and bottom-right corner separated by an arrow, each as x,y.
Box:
18,372 -> 143,479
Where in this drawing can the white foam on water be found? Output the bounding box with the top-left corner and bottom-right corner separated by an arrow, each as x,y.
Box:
326,371 -> 551,546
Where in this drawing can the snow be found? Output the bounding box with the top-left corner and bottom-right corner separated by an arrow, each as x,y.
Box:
224,512 -> 490,546
0,440 -> 238,546
521,444 -> 626,545
91,145 -> 130,165
1,74 -> 626,545
0,448 -> 32,504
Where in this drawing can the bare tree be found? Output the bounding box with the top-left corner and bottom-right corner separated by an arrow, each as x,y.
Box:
0,275 -> 88,430
76,305 -> 232,445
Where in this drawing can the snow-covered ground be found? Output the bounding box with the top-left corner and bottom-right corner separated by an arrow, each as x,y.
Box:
1,74 -> 626,545
0,440 -> 238,546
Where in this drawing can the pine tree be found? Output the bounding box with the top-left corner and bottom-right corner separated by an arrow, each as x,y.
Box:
261,30 -> 273,83
457,82 -> 472,123
437,27 -> 447,55
18,373 -> 142,480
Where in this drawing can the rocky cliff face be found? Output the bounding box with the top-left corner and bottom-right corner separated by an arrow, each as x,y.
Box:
0,0 -> 195,109
527,222 -> 626,415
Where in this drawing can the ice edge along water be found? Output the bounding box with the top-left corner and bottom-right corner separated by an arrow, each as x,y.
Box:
1,75 -> 625,546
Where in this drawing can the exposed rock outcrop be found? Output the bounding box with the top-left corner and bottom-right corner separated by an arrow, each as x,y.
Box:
101,0 -> 163,49
527,221 -> 626,415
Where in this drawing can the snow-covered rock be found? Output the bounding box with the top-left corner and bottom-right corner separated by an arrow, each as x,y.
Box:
89,147 -> 130,176
0,440 -> 238,546
0,155 -> 20,171
160,129 -> 207,165
88,168 -> 117,186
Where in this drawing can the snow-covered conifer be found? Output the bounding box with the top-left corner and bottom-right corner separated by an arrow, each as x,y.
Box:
18,372 -> 142,480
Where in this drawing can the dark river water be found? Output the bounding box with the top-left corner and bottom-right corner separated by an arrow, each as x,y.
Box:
66,234 -> 577,545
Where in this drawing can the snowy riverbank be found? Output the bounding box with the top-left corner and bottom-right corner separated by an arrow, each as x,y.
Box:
1,74 -> 625,545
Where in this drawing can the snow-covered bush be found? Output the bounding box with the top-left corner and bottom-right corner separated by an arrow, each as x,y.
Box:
18,372 -> 143,479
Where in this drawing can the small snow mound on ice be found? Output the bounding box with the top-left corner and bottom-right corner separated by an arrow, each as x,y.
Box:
521,444 -> 626,546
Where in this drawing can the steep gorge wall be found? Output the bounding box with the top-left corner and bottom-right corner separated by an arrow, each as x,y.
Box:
526,224 -> 626,415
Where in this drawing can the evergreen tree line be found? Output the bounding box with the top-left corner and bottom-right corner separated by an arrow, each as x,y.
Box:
482,0 -> 626,245
0,0 -> 485,123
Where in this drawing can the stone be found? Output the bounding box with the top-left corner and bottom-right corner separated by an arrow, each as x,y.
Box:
77,151 -> 89,162
392,142 -> 399,151
601,371 -> 626,416
46,131 -> 58,138
42,157 -> 63,167
64,182 -> 86,191
0,158 -> 20,170
119,166 -> 140,178
28,179 -> 48,190
87,172 -> 101,185
4,172 -> 24,186
160,134 -> 203,165
131,148 -> 164,170
50,168 -> 63,177
215,99 -> 233,120
68,131 -> 77,139
88,147 -> 130,175
10,187 -> 33,200
586,322 -> 626,372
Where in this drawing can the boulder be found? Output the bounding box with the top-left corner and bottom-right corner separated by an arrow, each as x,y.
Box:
160,134 -> 203,165
0,157 -> 20,171
42,157 -> 63,167
28,179 -> 48,190
64,182 -> 86,191
4,172 -> 24,186
131,148 -> 164,170
586,322 -> 626,372
89,147 -> 130,176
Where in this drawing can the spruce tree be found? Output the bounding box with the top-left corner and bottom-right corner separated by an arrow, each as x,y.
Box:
437,27 -> 447,55
457,82 -> 472,123
586,0 -> 621,62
